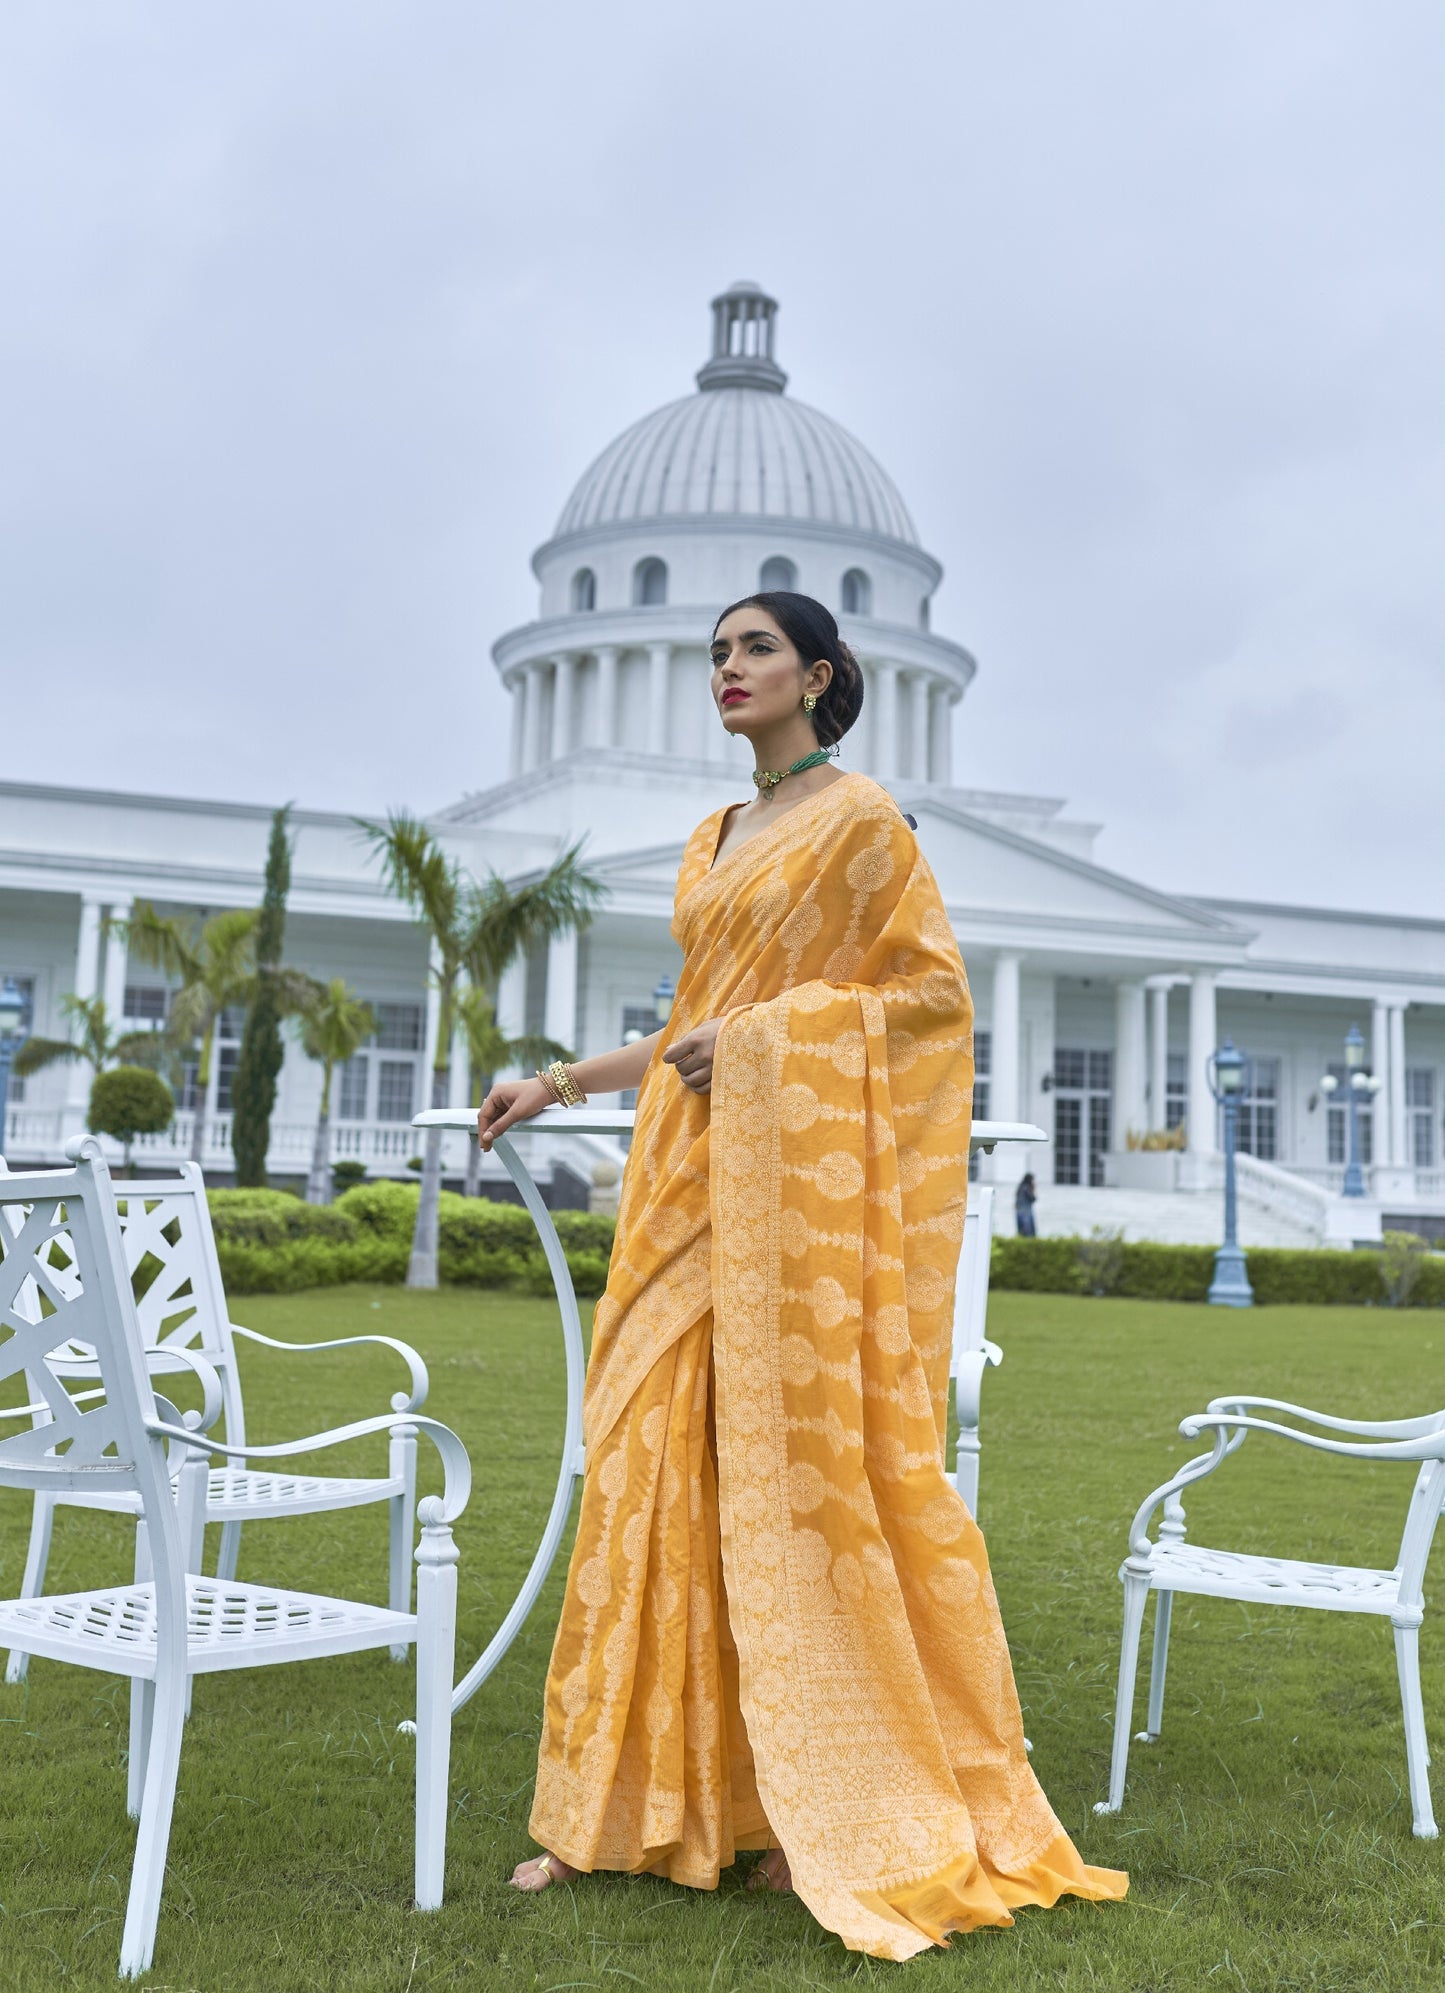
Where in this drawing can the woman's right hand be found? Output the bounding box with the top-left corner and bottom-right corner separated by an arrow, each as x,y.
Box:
477,1076 -> 554,1151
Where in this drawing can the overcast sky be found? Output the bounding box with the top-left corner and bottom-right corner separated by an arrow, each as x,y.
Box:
2,3 -> 1441,915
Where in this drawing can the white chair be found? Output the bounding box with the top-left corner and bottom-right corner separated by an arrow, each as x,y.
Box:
1,1159 -> 428,1681
411,1106 -> 1045,1712
950,1181 -> 1001,1515
0,1139 -> 470,1979
1096,1392 -> 1445,1838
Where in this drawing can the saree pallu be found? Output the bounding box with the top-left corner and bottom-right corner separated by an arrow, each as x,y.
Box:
531,772 -> 1126,1959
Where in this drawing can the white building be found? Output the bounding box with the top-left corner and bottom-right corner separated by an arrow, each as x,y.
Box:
2,282 -> 1442,1244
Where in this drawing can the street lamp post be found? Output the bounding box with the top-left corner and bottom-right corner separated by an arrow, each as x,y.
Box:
1206,1036 -> 1254,1308
0,977 -> 29,1161
1319,1023 -> 1380,1198
653,975 -> 675,1027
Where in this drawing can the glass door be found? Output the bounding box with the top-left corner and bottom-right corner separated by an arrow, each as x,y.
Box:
1052,1048 -> 1113,1185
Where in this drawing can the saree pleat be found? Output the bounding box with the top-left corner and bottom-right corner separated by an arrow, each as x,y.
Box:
531,773 -> 1126,1957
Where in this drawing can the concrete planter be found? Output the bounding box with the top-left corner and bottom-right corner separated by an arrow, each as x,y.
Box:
1110,1149 -> 1181,1193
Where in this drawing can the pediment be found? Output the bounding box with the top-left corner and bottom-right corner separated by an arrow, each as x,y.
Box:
908,799 -> 1247,940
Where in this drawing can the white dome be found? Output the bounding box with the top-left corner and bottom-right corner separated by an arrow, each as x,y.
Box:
553,387 -> 920,549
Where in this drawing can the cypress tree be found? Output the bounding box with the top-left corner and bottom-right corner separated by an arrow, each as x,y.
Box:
231,804 -> 292,1185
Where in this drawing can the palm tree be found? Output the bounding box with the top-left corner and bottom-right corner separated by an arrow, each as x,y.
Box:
117,904 -> 260,1164
297,979 -> 375,1204
12,993 -> 164,1082
358,813 -> 603,1285
454,982 -> 567,1198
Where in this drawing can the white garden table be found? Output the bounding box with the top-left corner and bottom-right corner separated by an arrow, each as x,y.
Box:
414,1105 -> 1044,1712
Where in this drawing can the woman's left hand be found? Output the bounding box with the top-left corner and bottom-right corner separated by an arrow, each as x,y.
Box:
662,1017 -> 722,1094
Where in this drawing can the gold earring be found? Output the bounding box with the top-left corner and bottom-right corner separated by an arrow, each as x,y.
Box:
802,692 -> 817,714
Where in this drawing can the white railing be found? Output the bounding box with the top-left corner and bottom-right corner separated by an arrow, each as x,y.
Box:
1226,1153 -> 1335,1241
3,1108 -> 449,1177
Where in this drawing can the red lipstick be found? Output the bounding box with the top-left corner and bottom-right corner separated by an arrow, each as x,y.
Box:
720,688 -> 749,707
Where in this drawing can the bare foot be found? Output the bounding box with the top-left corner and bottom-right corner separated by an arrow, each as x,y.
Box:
747,1846 -> 793,1893
510,1851 -> 579,1892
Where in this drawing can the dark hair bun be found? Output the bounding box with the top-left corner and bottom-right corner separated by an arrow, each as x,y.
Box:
711,589 -> 865,747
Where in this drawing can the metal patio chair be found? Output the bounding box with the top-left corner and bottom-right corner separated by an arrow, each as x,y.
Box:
0,1139 -> 470,1978
1095,1391 -> 1445,1837
1,1159 -> 428,1681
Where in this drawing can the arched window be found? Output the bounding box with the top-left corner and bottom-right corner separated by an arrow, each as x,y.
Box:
632,557 -> 668,607
841,568 -> 872,617
919,596 -> 931,631
571,567 -> 596,613
759,555 -> 797,593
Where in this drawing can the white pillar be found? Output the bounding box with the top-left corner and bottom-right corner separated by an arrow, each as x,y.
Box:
1389,1004 -> 1408,1168
905,673 -> 930,781
420,941 -> 444,1112
873,661 -> 898,780
66,896 -> 105,1117
544,928 -> 580,1054
1113,981 -> 1147,1151
990,953 -> 1021,1125
551,653 -> 576,761
1187,972 -> 1218,1156
1149,982 -> 1170,1132
1371,999 -> 1390,1166
493,954 -> 527,1079
927,682 -> 952,784
646,643 -> 670,755
595,644 -> 619,750
508,673 -> 526,776
521,661 -> 546,772
101,900 -> 132,1025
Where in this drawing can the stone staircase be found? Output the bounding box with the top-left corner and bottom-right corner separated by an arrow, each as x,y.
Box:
1022,1182 -> 1320,1249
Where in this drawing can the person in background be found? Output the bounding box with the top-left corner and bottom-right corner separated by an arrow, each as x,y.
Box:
1015,1172 -> 1038,1237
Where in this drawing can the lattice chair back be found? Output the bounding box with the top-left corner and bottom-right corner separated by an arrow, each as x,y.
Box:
108,1164 -> 247,1450
0,1144 -> 186,1629
0,1157 -> 244,1450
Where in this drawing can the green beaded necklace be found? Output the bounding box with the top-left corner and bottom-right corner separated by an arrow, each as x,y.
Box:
752,744 -> 839,797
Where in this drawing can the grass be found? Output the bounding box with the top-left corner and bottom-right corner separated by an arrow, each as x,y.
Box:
0,1287 -> 1442,1991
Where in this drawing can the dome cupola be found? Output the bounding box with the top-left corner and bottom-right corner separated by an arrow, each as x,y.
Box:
695,280 -> 787,394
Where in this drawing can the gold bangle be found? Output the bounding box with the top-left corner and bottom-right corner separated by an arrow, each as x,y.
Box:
547,1059 -> 587,1108
535,1066 -> 563,1105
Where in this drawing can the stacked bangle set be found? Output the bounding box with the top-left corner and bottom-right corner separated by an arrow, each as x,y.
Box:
537,1058 -> 587,1108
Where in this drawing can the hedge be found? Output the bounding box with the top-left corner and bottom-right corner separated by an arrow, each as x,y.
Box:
207,1183 -> 617,1298
990,1235 -> 1445,1308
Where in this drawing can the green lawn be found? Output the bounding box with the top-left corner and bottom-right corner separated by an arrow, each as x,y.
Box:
1,1288 -> 1441,1992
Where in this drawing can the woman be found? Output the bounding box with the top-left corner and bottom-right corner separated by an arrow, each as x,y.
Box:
1015,1172 -> 1038,1238
480,592 -> 1125,1960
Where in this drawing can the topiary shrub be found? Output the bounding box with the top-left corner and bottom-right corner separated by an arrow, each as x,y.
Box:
329,1159 -> 368,1195
1075,1227 -> 1125,1297
89,1065 -> 174,1173
1381,1231 -> 1429,1308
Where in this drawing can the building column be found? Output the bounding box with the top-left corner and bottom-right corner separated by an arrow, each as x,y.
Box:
905,672 -> 930,781
544,928 -> 580,1054
1187,971 -> 1218,1157
551,653 -> 576,761
521,661 -> 547,772
646,643 -> 671,755
508,673 -> 526,776
595,644 -> 619,750
65,896 -> 105,1119
873,660 -> 899,780
927,681 -> 952,784
1372,999 -> 1391,1166
1112,980 -> 1147,1151
420,941 -> 444,1112
1389,1004 -> 1408,1168
492,954 -> 528,1079
990,953 -> 1021,1125
101,900 -> 132,1025
1148,981 -> 1170,1131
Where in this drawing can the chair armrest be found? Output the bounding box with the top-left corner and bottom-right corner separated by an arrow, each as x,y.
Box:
229,1323 -> 429,1414
1180,1410 -> 1445,1464
1205,1394 -> 1445,1441
3,1350 -> 224,1433
145,1409 -> 470,1522
952,1342 -> 1003,1426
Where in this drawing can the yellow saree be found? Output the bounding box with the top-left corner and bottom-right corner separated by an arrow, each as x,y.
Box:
531,771 -> 1126,1959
